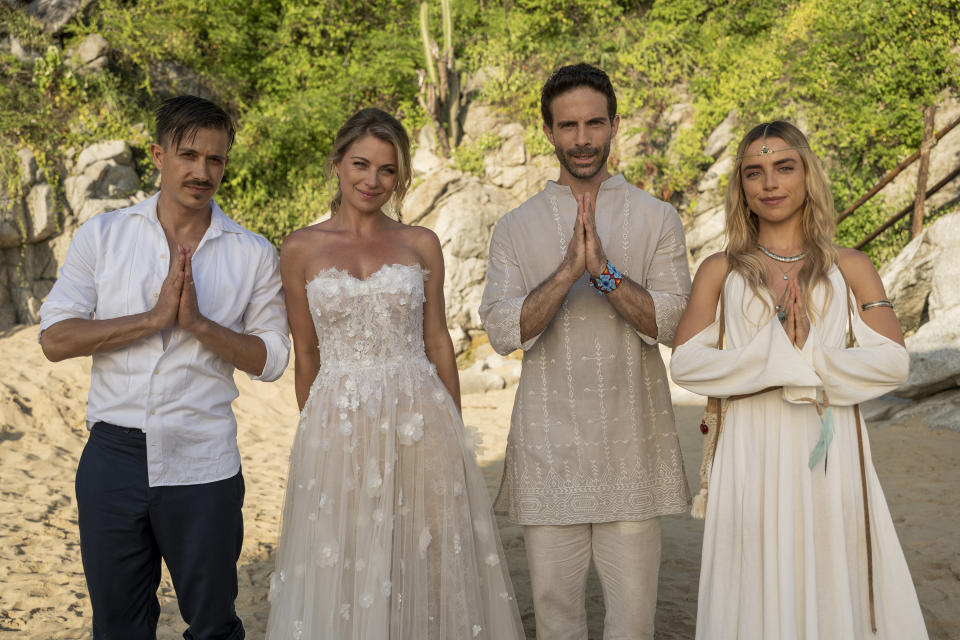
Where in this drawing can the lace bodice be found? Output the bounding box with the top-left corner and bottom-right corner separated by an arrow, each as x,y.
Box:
269,264 -> 526,640
306,263 -> 428,372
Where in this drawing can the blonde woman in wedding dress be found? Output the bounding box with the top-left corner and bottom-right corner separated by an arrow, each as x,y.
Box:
264,108 -> 525,640
671,121 -> 928,639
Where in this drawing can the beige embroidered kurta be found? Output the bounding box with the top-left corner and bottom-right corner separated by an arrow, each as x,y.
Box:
479,174 -> 692,525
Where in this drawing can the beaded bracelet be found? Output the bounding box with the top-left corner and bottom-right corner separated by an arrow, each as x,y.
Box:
861,299 -> 893,311
588,260 -> 623,293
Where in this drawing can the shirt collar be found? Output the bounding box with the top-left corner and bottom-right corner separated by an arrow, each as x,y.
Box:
544,172 -> 627,197
125,191 -> 244,235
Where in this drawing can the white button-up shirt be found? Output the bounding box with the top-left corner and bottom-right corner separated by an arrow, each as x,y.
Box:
39,193 -> 290,486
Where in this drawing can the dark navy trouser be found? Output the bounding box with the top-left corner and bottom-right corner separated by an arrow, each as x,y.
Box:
75,422 -> 245,640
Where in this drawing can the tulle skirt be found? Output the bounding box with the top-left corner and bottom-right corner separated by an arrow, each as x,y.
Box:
265,357 -> 525,639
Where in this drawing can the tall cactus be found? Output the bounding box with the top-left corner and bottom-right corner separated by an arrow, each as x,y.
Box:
420,3 -> 438,89
418,0 -> 461,156
442,0 -> 460,148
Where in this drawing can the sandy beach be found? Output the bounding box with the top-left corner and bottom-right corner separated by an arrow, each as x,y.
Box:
1,323 -> 958,639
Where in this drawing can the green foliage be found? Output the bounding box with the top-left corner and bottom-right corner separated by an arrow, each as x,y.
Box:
458,0 -> 959,263
219,0 -> 423,242
523,124 -> 554,158
2,0 -> 959,264
458,0 -> 629,122
419,0 -> 463,152
790,0 -> 960,264
4,0 -> 425,245
1,5 -> 150,261
452,133 -> 501,176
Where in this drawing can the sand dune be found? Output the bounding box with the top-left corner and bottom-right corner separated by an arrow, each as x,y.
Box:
1,323 -> 957,639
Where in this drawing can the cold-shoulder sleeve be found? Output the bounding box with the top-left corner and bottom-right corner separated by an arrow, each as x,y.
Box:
804,313 -> 910,406
670,316 -> 822,398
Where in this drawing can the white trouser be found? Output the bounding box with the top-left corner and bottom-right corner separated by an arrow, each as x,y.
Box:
523,519 -> 661,640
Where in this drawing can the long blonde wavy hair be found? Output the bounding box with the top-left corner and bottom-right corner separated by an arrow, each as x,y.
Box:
725,121 -> 838,318
326,108 -> 412,221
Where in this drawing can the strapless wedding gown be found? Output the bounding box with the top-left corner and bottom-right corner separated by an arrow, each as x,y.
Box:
265,263 -> 525,640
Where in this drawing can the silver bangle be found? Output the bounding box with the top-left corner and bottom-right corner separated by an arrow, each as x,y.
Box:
861,299 -> 893,311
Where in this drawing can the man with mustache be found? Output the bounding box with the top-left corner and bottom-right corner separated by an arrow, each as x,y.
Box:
480,63 -> 691,639
39,95 -> 289,640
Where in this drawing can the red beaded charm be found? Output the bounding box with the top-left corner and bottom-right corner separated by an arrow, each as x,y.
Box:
699,418 -> 709,434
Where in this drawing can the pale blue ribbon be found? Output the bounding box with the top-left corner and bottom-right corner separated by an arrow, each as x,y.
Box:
808,406 -> 834,470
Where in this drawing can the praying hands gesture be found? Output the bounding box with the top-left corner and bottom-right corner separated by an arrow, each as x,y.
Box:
783,279 -> 810,349
150,244 -> 206,334
40,237 -> 269,377
580,192 -> 608,277
177,246 -> 206,333
519,189 -> 660,342
560,191 -> 608,281
150,247 -> 186,329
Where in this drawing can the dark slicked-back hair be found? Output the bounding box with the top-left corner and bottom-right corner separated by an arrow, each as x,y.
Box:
155,95 -> 235,151
540,63 -> 617,128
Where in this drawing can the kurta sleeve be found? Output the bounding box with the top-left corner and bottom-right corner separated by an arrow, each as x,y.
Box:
479,214 -> 541,355
670,316 -> 822,398
635,205 -> 691,347
804,313 -> 910,406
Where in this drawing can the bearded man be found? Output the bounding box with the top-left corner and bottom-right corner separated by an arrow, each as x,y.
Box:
479,63 -> 692,640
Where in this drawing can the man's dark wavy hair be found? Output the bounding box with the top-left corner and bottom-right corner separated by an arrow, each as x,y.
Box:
540,63 -> 617,128
155,95 -> 235,151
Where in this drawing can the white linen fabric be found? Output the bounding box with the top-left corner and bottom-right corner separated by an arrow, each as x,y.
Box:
38,193 -> 290,486
671,267 -> 928,640
265,264 -> 524,640
524,519 -> 661,640
479,174 -> 691,525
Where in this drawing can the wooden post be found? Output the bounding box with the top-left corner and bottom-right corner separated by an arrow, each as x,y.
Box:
912,105 -> 936,238
837,114 -> 960,223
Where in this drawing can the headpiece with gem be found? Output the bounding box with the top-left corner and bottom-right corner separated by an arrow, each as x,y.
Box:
736,123 -> 809,160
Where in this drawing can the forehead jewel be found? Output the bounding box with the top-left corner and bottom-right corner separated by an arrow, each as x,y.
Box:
737,126 -> 809,160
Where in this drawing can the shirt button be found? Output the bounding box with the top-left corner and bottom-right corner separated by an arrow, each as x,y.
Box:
160,254 -> 166,259
153,293 -> 159,299
153,368 -> 160,375
150,409 -> 156,415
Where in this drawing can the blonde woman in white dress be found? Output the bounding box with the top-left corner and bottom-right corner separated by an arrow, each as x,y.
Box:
671,121 -> 928,639
264,108 -> 524,640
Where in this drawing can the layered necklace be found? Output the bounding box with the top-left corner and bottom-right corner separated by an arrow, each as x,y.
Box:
758,244 -> 807,322
758,244 -> 806,266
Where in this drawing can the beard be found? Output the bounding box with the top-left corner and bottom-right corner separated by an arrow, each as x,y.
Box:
555,141 -> 612,180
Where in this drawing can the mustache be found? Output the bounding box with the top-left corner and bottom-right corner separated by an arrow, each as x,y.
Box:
566,146 -> 599,158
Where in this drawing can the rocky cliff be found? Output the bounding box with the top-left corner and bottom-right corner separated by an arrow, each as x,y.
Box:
4,50 -> 960,390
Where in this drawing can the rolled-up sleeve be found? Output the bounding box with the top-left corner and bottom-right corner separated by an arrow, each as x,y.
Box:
39,219 -> 99,334
479,214 -> 540,355
243,241 -> 290,381
637,205 -> 691,347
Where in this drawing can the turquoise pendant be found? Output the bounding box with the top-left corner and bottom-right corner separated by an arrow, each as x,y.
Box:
776,306 -> 786,323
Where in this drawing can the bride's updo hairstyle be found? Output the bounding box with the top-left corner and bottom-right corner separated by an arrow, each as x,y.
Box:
327,108 -> 412,221
725,120 -> 839,318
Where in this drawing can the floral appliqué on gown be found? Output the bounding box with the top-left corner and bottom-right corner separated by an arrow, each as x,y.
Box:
265,264 -> 525,640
